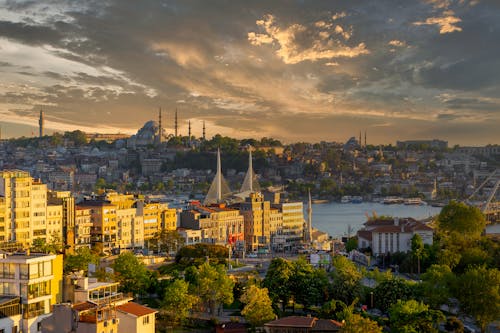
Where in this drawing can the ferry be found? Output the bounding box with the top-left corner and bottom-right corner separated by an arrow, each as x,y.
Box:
404,198 -> 425,205
351,196 -> 363,204
383,197 -> 404,204
341,196 -> 352,203
341,196 -> 363,204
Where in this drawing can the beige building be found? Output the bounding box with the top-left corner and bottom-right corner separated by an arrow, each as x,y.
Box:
116,208 -> 136,249
180,204 -> 244,245
31,181 -> 48,243
75,207 -> 93,250
47,191 -> 75,254
273,202 -> 305,250
46,204 -> 63,244
239,192 -> 272,251
116,302 -> 157,333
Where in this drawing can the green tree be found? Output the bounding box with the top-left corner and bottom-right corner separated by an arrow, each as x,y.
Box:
263,258 -> 294,311
331,256 -> 363,305
64,247 -> 99,273
437,201 -> 486,239
240,285 -> 276,327
444,317 -> 464,333
411,234 -> 424,275
290,258 -> 329,309
112,252 -> 150,296
420,264 -> 454,308
345,237 -> 358,252
160,279 -> 198,326
150,229 -> 185,255
373,277 -> 413,312
191,262 -> 234,316
342,313 -> 383,333
454,266 -> 500,333
175,243 -> 228,267
389,299 -> 445,333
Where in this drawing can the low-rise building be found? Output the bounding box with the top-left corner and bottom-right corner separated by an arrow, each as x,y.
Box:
357,217 -> 433,256
116,302 -> 157,333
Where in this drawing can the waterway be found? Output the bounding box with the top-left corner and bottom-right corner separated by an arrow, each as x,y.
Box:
310,202 -> 442,238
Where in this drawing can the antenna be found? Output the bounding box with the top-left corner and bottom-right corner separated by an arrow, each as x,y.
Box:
202,121 -> 206,140
188,120 -> 192,146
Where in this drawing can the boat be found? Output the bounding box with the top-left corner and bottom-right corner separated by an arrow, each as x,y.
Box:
404,198 -> 424,205
312,199 -> 329,204
383,197 -> 404,204
341,196 -> 352,203
341,195 -> 363,204
351,196 -> 363,204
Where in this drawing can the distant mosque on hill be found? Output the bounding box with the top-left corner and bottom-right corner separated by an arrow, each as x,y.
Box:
127,108 -> 206,148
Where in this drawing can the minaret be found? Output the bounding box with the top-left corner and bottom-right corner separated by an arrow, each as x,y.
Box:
202,121 -> 206,140
364,131 -> 367,147
39,110 -> 44,138
174,109 -> 178,137
358,131 -> 362,147
158,107 -> 163,144
188,120 -> 192,146
306,189 -> 313,243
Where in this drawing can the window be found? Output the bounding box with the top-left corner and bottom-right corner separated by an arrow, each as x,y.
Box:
143,315 -> 149,325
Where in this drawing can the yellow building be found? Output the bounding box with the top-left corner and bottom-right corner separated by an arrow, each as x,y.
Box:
31,181 -> 48,243
240,192 -> 273,251
0,253 -> 63,333
105,192 -> 135,209
75,207 -> 92,249
116,208 -> 136,249
48,191 -> 75,254
137,201 -> 176,241
46,204 -> 63,244
0,196 -> 6,242
79,201 -> 117,253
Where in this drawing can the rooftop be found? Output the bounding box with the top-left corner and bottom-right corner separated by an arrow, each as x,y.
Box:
116,302 -> 157,317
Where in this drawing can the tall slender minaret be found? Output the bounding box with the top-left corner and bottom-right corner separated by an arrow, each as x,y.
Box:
202,121 -> 206,140
359,131 -> 362,147
188,120 -> 192,146
174,109 -> 178,137
158,107 -> 163,144
39,110 -> 44,138
364,131 -> 367,147
306,189 -> 313,243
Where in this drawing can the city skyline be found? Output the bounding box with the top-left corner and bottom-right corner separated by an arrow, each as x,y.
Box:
1,0 -> 500,145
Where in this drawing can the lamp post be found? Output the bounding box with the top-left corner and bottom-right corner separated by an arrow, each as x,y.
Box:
370,291 -> 374,308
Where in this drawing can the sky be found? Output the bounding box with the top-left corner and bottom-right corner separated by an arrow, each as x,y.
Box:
0,0 -> 499,145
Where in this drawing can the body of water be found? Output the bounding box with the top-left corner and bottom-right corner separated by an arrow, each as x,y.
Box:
310,202 -> 442,238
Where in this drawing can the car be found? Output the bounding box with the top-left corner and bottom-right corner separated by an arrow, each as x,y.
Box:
246,252 -> 258,258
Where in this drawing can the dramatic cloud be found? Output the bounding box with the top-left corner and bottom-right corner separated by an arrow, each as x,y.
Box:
0,0 -> 498,144
414,13 -> 463,34
248,14 -> 369,64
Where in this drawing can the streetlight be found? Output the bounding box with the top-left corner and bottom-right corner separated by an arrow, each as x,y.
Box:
370,291 -> 374,308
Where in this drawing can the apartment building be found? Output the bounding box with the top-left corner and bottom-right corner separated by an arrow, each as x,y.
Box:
74,207 -> 92,250
0,253 -> 63,333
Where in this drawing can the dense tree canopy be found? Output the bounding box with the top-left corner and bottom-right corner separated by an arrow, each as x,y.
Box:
240,285 -> 276,326
389,300 -> 445,333
454,266 -> 500,333
112,252 -> 150,295
437,201 -> 486,239
331,256 -> 363,305
160,279 -> 198,325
